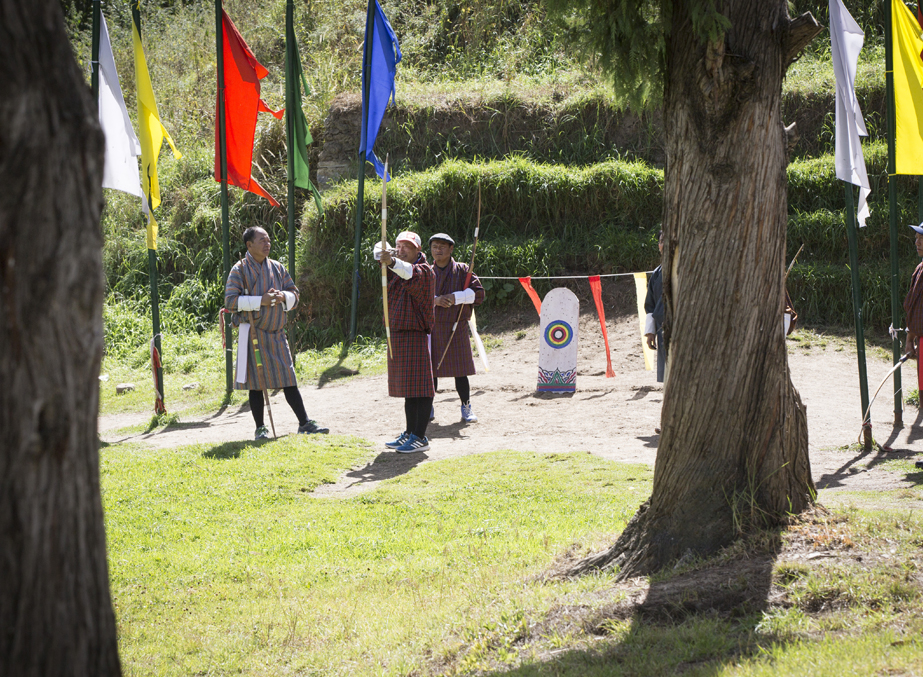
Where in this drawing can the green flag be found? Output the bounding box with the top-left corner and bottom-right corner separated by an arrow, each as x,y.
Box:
287,31 -> 323,216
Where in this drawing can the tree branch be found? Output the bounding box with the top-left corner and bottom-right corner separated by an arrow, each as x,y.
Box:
783,12 -> 822,72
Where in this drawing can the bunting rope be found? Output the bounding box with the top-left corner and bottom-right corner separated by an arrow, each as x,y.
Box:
479,271 -> 652,280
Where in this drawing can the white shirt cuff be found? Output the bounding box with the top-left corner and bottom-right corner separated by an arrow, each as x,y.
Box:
238,295 -> 262,312
644,313 -> 656,335
453,288 -> 476,305
283,291 -> 296,311
391,258 -> 413,280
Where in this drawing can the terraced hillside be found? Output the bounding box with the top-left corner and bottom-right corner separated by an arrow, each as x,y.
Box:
66,0 -> 921,347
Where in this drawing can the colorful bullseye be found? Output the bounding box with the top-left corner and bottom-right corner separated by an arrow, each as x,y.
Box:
544,320 -> 573,349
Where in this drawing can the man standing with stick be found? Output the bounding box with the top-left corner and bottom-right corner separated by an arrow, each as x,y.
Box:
376,231 -> 436,452
225,226 -> 328,440
429,233 -> 485,423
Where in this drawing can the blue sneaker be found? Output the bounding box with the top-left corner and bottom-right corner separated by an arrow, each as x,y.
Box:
385,431 -> 410,449
396,433 -> 430,453
461,402 -> 478,423
254,426 -> 270,441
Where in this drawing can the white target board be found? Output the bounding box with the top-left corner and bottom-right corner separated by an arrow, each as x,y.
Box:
537,287 -> 579,392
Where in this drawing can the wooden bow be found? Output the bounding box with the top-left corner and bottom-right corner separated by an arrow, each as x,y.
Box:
381,156 -> 392,359
437,181 -> 481,370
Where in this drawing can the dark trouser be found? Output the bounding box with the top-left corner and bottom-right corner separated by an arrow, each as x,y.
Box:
433,376 -> 470,404
249,386 -> 308,428
404,396 -> 434,438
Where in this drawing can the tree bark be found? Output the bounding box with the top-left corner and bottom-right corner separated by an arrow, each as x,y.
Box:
566,2 -> 819,579
0,0 -> 122,674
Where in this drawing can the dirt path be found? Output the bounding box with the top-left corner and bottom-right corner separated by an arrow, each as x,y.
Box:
100,305 -> 923,500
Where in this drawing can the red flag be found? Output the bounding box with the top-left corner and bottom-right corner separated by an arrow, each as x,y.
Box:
588,276 -> 615,378
215,10 -> 284,206
518,277 -> 542,316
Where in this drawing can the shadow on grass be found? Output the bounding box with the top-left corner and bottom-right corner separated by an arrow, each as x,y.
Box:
332,449 -> 428,489
481,531 -> 786,676
317,345 -> 360,389
201,440 -> 258,459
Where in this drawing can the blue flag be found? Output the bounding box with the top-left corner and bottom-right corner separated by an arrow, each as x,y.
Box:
360,0 -> 401,180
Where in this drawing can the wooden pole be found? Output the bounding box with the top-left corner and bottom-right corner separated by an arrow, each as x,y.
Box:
216,0 -> 232,394
131,1 -> 165,411
381,155 -> 392,358
885,0 -> 904,425
349,0 -> 376,344
843,181 -> 872,450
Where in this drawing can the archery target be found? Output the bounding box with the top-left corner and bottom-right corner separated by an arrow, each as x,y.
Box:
537,288 -> 579,392
544,320 -> 573,349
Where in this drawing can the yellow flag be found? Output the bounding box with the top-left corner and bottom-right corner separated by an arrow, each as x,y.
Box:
633,272 -> 655,371
892,0 -> 923,174
132,21 -> 180,249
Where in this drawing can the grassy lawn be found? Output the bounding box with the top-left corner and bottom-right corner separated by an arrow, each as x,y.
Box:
103,440 -> 649,676
102,425 -> 923,676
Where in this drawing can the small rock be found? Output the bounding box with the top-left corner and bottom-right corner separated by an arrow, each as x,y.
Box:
183,382 -> 200,391
116,383 -> 135,394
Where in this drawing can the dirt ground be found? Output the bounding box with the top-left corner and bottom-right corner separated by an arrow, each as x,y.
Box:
99,282 -> 923,502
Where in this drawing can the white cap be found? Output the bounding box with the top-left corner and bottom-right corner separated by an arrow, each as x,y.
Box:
395,231 -> 422,249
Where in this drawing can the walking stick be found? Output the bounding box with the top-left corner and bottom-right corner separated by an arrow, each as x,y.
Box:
437,181 -> 481,370
381,155 -> 393,359
242,259 -> 276,438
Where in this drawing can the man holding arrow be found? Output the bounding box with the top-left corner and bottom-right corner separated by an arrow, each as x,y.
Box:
225,226 -> 328,440
429,233 -> 485,423
377,231 -> 436,453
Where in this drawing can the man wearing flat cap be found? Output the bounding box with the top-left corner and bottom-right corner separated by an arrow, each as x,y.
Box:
903,222 -> 923,392
429,232 -> 485,423
376,231 -> 436,453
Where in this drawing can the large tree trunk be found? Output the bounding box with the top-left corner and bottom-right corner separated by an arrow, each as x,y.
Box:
0,0 -> 121,674
567,1 -> 820,579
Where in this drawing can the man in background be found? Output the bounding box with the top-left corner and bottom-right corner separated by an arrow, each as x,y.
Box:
429,233 -> 485,423
225,226 -> 328,440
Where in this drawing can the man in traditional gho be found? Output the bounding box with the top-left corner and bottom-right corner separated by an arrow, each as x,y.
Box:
376,231 -> 436,453
903,223 -> 923,393
644,230 -> 666,384
428,233 -> 485,423
225,226 -> 328,440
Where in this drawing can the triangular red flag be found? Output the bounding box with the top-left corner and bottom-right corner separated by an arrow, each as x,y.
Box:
588,276 -> 615,378
215,10 -> 284,206
518,277 -> 542,316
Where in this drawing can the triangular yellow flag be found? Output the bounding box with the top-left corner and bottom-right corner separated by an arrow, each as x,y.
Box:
132,20 -> 180,249
892,0 -> 923,175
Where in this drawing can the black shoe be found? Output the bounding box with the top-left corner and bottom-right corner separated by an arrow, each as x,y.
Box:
299,420 -> 329,434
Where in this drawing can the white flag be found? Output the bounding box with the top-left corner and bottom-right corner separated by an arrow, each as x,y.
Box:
98,13 -> 143,198
830,0 -> 871,227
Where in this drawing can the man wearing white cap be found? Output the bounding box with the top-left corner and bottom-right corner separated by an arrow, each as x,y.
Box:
903,223 -> 923,394
376,231 -> 436,452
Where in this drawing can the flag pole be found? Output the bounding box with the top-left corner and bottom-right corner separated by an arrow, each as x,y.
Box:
132,1 -> 165,412
285,0 -> 298,364
349,0 -> 376,344
885,0 -> 904,426
215,0 -> 232,394
91,0 -> 101,99
843,181 -> 872,449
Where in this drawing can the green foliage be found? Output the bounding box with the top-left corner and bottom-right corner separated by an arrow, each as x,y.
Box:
299,158 -> 662,337
543,0 -> 665,108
